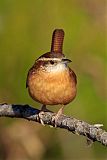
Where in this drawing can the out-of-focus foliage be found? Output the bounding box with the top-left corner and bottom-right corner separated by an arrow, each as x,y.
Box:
0,0 -> 106,159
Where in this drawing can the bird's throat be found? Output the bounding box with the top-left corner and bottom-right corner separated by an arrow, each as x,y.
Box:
45,63 -> 67,73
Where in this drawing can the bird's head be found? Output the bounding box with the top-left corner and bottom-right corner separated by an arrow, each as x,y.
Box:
35,52 -> 72,73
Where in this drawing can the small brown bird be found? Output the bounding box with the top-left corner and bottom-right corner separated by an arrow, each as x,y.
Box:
26,29 -> 77,124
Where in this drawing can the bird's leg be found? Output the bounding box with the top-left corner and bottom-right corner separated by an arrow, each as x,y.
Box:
40,104 -> 50,112
52,105 -> 64,127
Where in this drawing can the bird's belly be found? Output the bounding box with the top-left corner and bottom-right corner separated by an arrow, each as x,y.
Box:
28,71 -> 76,105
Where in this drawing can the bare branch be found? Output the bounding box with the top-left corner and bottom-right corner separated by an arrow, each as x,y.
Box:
0,103 -> 107,146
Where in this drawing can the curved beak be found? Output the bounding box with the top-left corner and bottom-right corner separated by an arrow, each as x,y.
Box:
62,58 -> 72,64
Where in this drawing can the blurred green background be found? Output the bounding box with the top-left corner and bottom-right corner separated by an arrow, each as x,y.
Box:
0,0 -> 106,159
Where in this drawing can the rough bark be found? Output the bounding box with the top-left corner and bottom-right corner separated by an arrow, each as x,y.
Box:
0,103 -> 107,147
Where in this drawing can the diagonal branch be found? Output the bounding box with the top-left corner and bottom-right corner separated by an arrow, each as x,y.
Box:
0,103 -> 107,147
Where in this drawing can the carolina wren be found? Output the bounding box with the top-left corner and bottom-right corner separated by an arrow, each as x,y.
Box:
26,29 -> 77,124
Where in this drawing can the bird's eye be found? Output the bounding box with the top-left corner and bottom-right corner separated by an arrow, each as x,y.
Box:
50,60 -> 54,65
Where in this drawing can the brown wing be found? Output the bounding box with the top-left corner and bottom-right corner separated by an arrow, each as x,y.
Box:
26,61 -> 39,88
26,67 -> 34,88
69,67 -> 77,85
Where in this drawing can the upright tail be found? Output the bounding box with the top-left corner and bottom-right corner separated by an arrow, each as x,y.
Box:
51,29 -> 65,53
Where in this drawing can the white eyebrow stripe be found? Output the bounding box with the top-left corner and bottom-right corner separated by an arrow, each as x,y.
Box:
37,57 -> 62,61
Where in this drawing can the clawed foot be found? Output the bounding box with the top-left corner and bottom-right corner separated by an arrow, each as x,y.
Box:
52,106 -> 64,127
39,111 -> 45,126
38,105 -> 64,127
52,114 -> 59,127
38,105 -> 51,126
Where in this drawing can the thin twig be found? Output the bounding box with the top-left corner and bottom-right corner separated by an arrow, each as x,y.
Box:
0,103 -> 107,147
